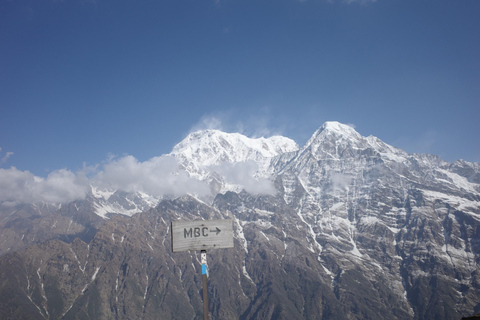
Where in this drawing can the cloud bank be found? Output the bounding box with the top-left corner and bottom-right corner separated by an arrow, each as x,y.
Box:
0,153 -> 275,205
93,155 -> 210,197
212,160 -> 276,195
189,109 -> 285,139
1,115 -> 281,205
0,167 -> 88,205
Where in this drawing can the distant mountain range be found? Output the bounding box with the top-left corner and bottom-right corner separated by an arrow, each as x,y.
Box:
1,121 -> 479,319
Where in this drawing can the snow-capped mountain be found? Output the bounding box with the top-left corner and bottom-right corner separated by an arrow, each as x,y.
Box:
172,129 -> 298,167
89,129 -> 298,216
171,129 -> 298,178
1,121 -> 479,319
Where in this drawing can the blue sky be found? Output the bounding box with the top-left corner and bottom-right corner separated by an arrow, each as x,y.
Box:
1,0 -> 479,178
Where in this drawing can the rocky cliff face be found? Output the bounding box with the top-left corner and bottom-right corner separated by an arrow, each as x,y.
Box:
0,122 -> 479,319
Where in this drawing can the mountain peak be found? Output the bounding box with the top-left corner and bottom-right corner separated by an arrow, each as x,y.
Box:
297,121 -> 407,161
300,121 -> 363,156
171,129 -> 299,170
318,121 -> 361,139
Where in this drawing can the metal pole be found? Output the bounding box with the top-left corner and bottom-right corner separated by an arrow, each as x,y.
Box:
201,250 -> 209,320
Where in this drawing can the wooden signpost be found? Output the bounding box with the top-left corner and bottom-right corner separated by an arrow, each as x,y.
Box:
171,219 -> 234,320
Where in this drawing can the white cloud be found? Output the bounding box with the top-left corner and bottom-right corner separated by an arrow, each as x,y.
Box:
92,154 -> 277,197
2,152 -> 14,164
212,160 -> 276,195
234,106 -> 286,139
0,155 -> 212,205
0,167 -> 88,205
93,155 -> 210,197
189,114 -> 225,133
0,148 -> 14,165
190,108 -> 286,140
1,128 -> 283,205
329,172 -> 353,192
0,151 -> 278,205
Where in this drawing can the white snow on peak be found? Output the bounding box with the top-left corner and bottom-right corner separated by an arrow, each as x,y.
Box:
171,129 -> 299,169
366,135 -> 408,162
322,121 -> 359,135
297,121 -> 365,160
317,121 -> 361,139
302,122 -> 361,148
297,121 -> 408,162
90,186 -> 114,201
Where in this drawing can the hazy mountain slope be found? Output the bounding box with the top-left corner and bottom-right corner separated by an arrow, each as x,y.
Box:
0,200 -> 105,257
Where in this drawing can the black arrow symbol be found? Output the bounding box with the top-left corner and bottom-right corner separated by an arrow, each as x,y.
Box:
210,227 -> 221,235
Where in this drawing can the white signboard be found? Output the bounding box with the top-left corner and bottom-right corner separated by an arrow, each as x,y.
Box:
171,219 -> 234,253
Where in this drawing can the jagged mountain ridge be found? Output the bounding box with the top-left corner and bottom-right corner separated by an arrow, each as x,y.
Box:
87,129 -> 298,217
171,129 -> 299,176
66,122 -> 479,219
0,121 -> 479,319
